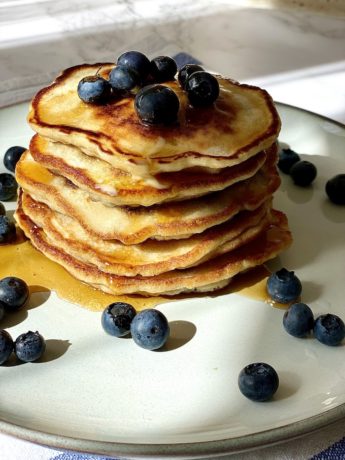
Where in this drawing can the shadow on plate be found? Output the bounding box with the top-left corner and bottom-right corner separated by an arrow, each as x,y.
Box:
38,339 -> 71,363
300,281 -> 323,304
275,371 -> 302,400
160,320 -> 197,352
3,339 -> 71,366
0,288 -> 50,328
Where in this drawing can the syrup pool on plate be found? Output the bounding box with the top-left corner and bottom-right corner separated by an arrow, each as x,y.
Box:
0,229 -> 164,311
0,227 -> 286,311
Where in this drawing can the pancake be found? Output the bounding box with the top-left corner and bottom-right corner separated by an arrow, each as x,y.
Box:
16,59 -> 290,299
21,191 -> 273,276
16,202 -> 292,296
29,134 -> 268,207
16,149 -> 280,243
28,63 -> 281,180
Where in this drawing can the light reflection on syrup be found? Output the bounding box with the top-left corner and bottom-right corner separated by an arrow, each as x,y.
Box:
0,229 -> 289,311
226,265 -> 291,309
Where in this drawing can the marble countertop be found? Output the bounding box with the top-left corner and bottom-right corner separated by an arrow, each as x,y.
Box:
0,2 -> 345,459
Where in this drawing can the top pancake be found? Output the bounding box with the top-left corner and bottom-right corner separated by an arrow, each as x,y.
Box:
28,63 -> 281,179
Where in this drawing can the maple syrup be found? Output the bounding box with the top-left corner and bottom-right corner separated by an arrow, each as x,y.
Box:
0,228 -> 288,312
227,265 -> 290,309
0,229 -> 165,312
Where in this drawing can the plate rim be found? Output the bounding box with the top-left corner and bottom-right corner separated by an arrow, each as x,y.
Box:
1,101 -> 345,458
1,405 -> 345,458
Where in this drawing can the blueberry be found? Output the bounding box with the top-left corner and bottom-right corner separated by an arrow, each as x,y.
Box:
278,148 -> 300,174
135,84 -> 180,125
314,314 -> 345,346
0,215 -> 16,244
0,277 -> 29,311
117,51 -> 151,80
185,71 -> 220,107
15,331 -> 46,362
4,146 -> 26,172
0,173 -> 17,201
101,302 -> 136,337
238,362 -> 279,402
130,309 -> 170,350
109,65 -> 141,93
178,64 -> 204,89
326,174 -> 345,205
0,330 -> 14,365
77,76 -> 112,104
283,302 -> 314,338
266,268 -> 302,304
150,56 -> 177,83
290,160 -> 317,186
0,202 -> 6,216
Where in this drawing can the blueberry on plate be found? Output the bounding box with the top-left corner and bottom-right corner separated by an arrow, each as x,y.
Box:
0,330 -> 14,365
101,302 -> 136,337
135,84 -> 180,125
277,148 -> 300,174
130,309 -> 170,350
0,277 -> 29,311
0,215 -> 16,244
117,51 -> 151,80
15,331 -> 46,362
77,76 -> 112,104
0,173 -> 18,201
238,362 -> 279,402
150,56 -> 177,83
4,146 -> 26,172
177,64 -> 204,89
109,65 -> 141,93
0,201 -> 6,216
266,268 -> 302,304
314,314 -> 345,346
283,302 -> 314,338
325,174 -> 345,205
290,160 -> 317,186
185,71 -> 219,107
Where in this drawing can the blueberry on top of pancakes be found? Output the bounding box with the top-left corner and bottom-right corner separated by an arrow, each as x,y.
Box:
109,65 -> 141,94
117,50 -> 151,81
178,64 -> 204,89
150,56 -> 177,83
135,84 -> 180,125
77,75 -> 112,104
185,71 -> 219,107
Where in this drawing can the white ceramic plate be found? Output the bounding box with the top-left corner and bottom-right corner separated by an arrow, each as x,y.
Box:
0,102 -> 345,458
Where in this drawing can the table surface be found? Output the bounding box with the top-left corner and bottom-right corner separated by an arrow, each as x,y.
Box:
0,1 -> 345,459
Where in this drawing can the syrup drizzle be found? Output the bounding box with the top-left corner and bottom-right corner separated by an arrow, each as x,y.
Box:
0,230 -> 288,311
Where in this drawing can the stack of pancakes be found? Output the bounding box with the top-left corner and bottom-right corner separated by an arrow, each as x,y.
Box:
15,63 -> 292,296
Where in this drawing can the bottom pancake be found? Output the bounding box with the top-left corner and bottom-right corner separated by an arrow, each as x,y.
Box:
15,203 -> 292,296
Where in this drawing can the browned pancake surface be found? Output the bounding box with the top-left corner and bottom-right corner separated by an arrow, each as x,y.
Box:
28,64 -> 281,177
